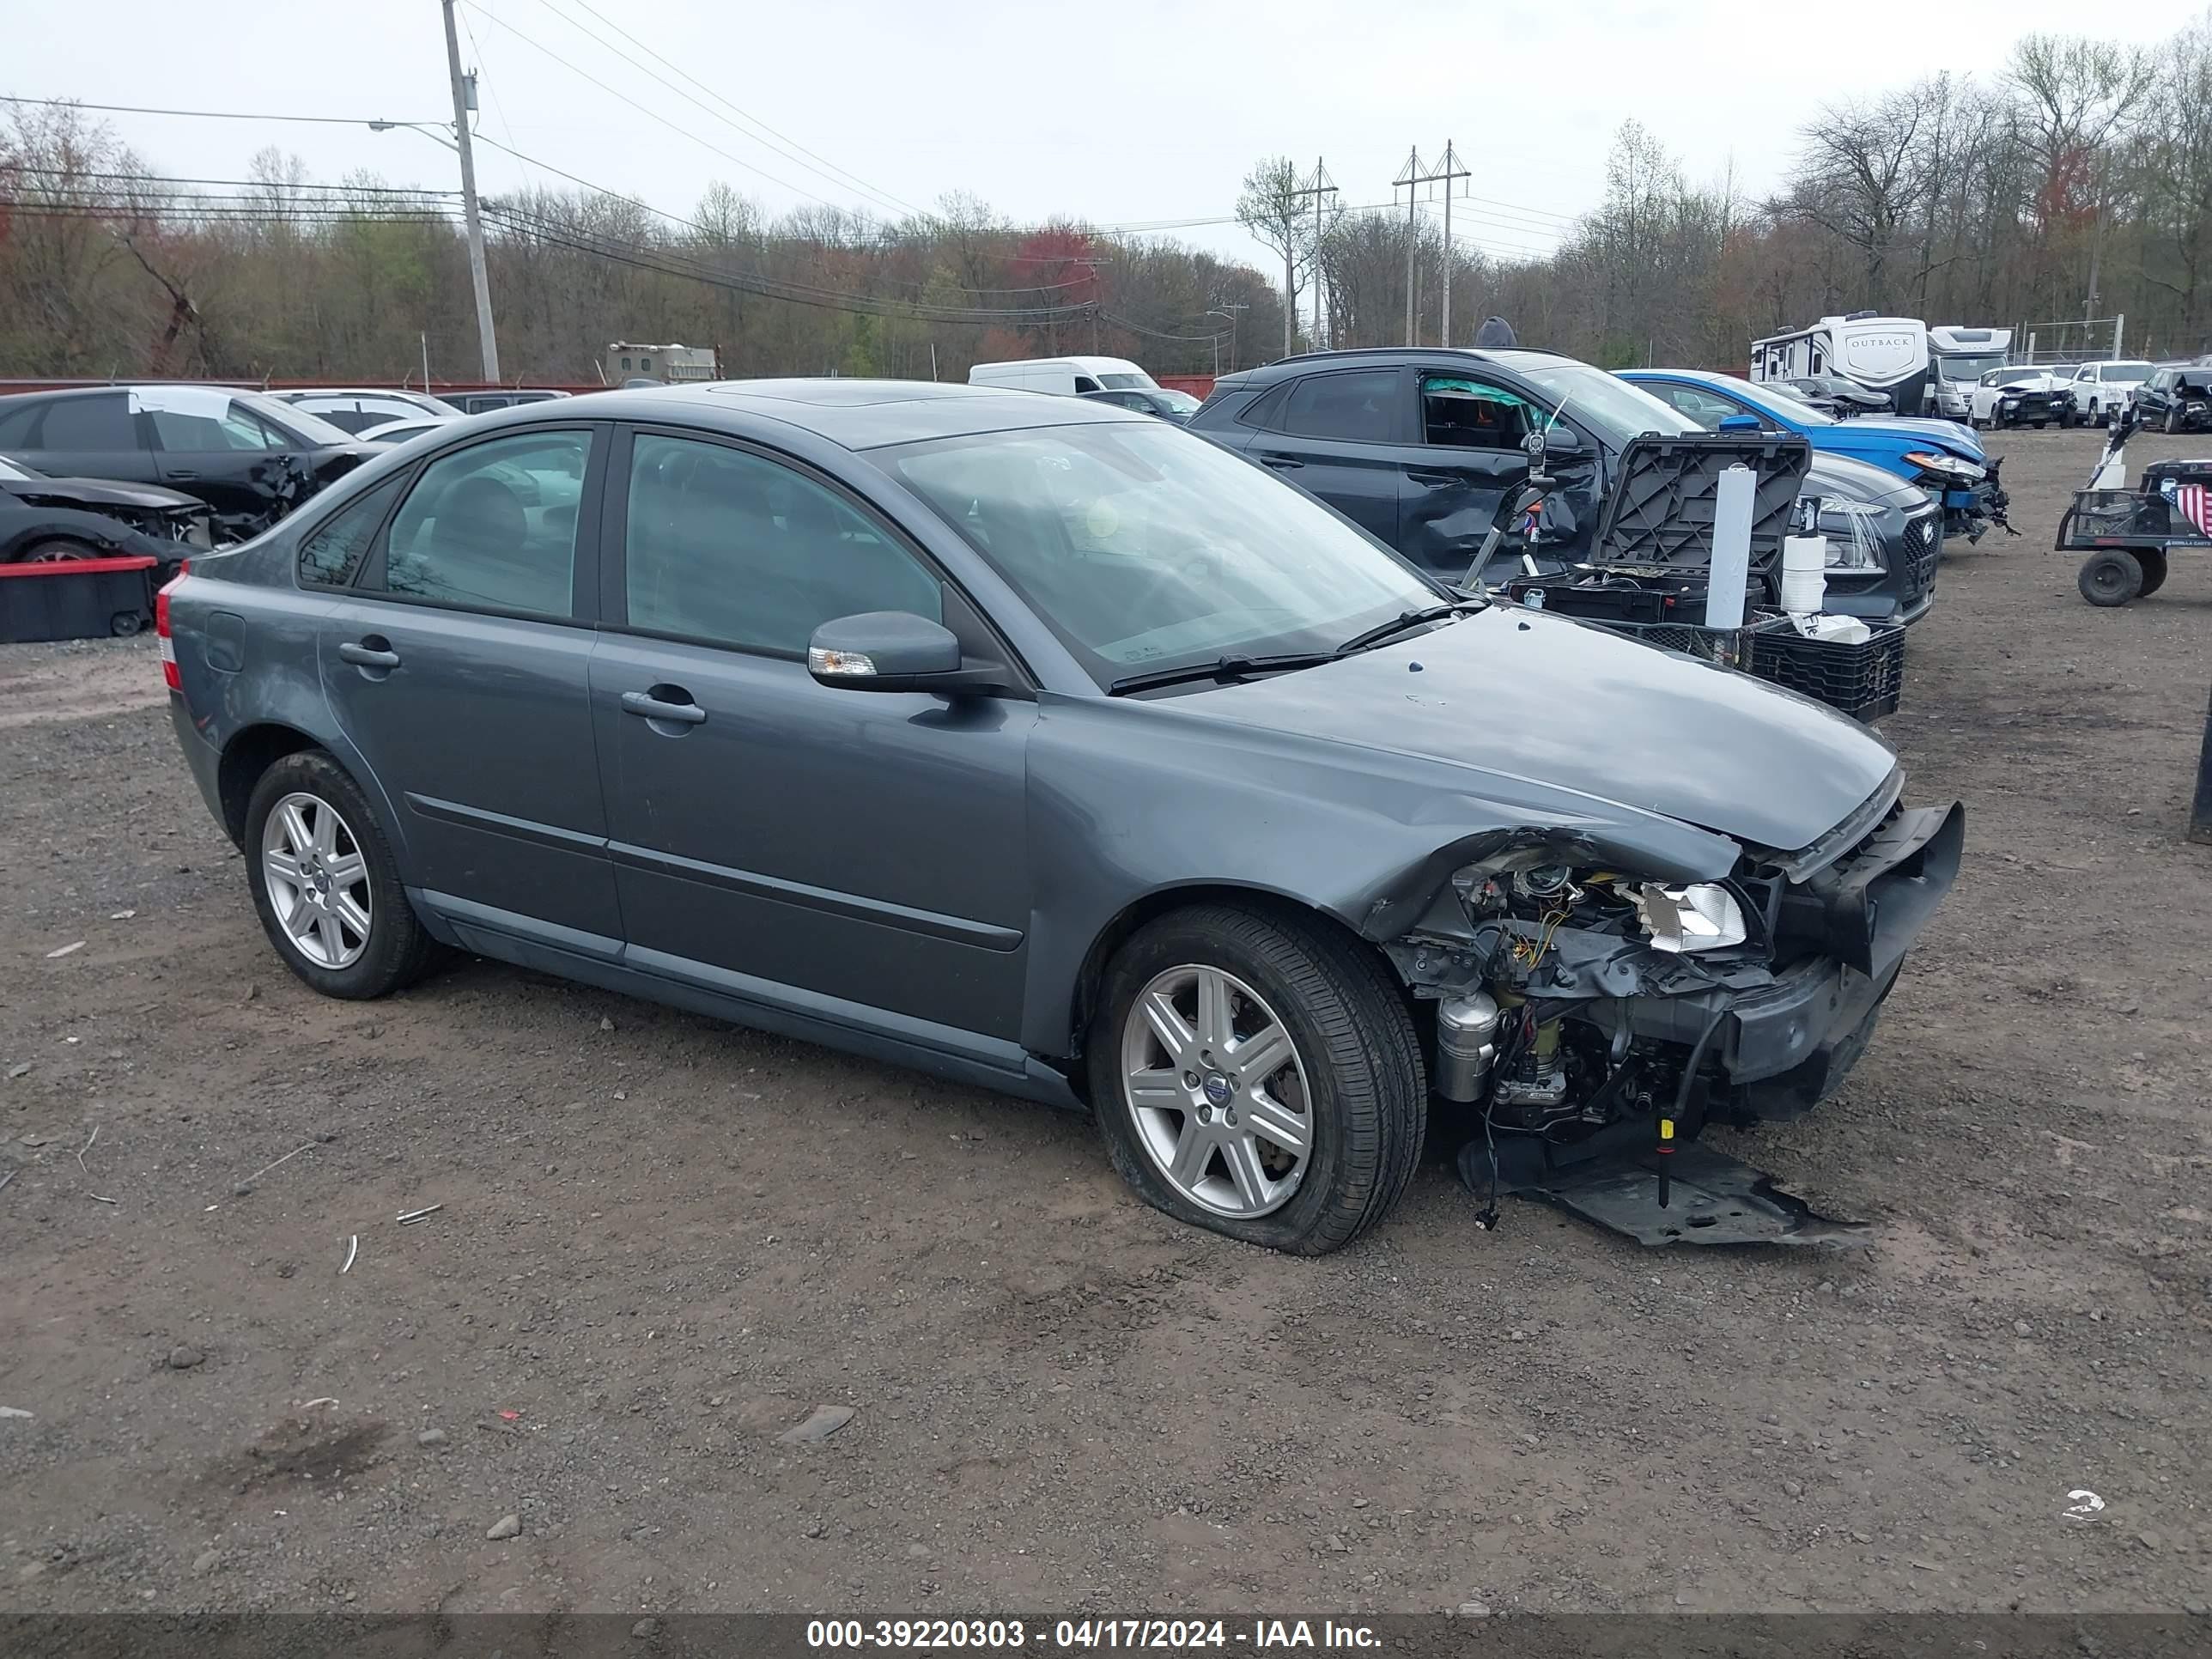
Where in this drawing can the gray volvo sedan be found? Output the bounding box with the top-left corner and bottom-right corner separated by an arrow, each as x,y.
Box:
160,380 -> 1960,1254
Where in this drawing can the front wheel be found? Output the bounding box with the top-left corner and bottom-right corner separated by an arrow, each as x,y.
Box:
2078,549 -> 2144,607
2166,406 -> 2182,434
1088,903 -> 1425,1255
244,750 -> 440,998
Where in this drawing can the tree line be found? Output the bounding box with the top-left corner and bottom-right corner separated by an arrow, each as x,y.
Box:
5,21 -> 2209,391
1245,21 -> 2212,369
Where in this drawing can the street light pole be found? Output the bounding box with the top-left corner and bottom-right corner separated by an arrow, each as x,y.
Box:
442,0 -> 500,382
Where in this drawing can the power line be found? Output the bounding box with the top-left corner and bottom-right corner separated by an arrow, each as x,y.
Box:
526,0 -> 926,221
0,94 -> 448,128
457,0 -> 870,216
469,131 -> 1091,298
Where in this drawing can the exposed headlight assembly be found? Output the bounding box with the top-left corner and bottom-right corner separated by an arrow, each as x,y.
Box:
1902,450 -> 1984,482
1632,882 -> 1747,954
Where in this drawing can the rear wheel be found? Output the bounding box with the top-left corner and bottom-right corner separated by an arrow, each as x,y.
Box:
2136,550 -> 2169,596
11,537 -> 100,564
2078,550 -> 2145,607
244,750 -> 439,999
1088,903 -> 1425,1255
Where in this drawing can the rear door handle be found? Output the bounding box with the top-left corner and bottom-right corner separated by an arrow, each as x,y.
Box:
338,640 -> 400,670
1259,453 -> 1304,471
621,688 -> 708,726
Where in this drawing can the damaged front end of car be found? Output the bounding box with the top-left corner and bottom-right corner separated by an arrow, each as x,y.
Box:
1374,771 -> 1964,1245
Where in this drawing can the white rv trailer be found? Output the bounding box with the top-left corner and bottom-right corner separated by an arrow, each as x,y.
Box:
1751,314 -> 1931,414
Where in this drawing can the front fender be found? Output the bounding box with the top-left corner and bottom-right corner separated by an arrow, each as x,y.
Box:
1015,692 -> 1741,1059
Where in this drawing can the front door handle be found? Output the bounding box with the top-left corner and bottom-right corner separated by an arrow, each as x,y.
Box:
1407,469 -> 1474,487
1259,453 -> 1304,471
621,687 -> 708,726
338,639 -> 400,670
167,469 -> 201,481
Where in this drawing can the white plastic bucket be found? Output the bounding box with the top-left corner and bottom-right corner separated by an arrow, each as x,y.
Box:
1779,534 -> 1827,614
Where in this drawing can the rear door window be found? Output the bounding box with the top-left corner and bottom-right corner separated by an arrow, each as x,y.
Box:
378,429 -> 592,617
39,394 -> 138,451
1279,370 -> 1400,443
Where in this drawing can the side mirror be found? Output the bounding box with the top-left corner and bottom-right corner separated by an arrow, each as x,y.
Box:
1542,425 -> 1584,459
1717,413 -> 1763,434
807,611 -> 988,695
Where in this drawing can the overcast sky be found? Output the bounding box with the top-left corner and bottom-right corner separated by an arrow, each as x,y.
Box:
9,0 -> 2206,269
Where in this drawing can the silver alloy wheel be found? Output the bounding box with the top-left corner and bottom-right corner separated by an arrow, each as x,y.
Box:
260,791 -> 373,970
1120,963 -> 1314,1219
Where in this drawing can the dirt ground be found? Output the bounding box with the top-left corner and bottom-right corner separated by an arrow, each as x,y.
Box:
2,426 -> 2209,1620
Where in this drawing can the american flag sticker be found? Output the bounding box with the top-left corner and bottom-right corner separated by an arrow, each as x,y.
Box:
2170,480 -> 2212,536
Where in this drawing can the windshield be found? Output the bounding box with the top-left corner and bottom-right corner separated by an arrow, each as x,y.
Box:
1486,356 -> 1705,445
1153,388 -> 1202,415
1706,373 -> 1835,426
0,455 -> 39,480
1937,353 -> 2006,382
1097,373 -> 1152,390
884,422 -> 1443,689
2106,363 -> 2154,384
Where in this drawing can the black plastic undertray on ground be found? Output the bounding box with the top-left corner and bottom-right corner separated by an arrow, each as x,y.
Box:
1586,431 -> 1812,572
0,555 -> 158,644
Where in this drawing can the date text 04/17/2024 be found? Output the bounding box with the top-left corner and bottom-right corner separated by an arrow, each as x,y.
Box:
805,1620 -> 1382,1650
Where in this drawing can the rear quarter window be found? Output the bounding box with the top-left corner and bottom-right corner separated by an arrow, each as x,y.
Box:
299,476 -> 406,588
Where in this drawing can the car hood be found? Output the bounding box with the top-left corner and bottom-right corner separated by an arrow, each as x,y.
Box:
0,475 -> 204,514
1803,452 -> 1924,509
1847,416 -> 1984,459
1185,607 -> 1898,855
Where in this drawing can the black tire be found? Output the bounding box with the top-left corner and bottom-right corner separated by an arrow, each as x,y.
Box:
2078,550 -> 2144,607
109,611 -> 143,637
2165,405 -> 2182,434
2136,550 -> 2169,596
1086,902 -> 1425,1255
243,749 -> 441,999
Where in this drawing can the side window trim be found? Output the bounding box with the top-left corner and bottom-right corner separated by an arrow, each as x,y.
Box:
349,422 -> 610,626
599,421 -> 1035,690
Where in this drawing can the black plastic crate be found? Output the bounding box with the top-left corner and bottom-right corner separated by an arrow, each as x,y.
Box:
1751,618 -> 1906,722
0,556 -> 159,644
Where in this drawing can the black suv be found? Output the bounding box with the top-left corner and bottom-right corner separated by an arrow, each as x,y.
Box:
1188,347 -> 1937,622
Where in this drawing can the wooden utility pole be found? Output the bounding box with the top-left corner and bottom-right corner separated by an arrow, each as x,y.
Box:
1398,144 -> 1469,346
1286,160 -> 1337,350
442,0 -> 500,381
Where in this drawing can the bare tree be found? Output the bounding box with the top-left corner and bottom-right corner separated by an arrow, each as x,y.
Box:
1236,156 -> 1311,356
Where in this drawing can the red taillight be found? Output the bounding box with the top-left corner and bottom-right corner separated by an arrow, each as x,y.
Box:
156,562 -> 186,691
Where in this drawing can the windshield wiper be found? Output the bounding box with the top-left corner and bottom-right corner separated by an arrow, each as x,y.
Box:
1334,599 -> 1482,657
1106,652 -> 1340,696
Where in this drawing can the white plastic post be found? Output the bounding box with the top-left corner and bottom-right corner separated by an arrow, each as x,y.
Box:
1705,463 -> 1754,631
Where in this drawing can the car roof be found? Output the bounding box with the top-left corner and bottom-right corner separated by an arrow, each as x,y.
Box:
468,378 -> 1147,451
278,387 -> 437,400
1227,346 -> 1576,385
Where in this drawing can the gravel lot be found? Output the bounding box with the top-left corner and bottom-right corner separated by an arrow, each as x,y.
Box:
2,426 -> 2208,1618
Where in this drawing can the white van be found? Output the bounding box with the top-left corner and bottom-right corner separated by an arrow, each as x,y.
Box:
966,356 -> 1157,397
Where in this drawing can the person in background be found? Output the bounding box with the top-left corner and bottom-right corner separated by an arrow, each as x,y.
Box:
1473,317 -> 1518,349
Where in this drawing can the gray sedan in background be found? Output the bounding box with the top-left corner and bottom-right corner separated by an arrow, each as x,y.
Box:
160,380 -> 1959,1253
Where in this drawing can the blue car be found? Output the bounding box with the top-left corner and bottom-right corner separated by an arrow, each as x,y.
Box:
1621,369 -> 2009,542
